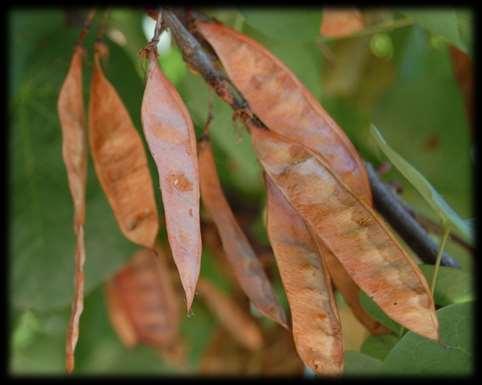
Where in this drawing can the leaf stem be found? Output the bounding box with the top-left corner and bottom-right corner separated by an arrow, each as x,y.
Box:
431,227 -> 451,294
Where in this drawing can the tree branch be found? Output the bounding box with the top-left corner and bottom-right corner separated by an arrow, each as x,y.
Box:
161,8 -> 460,269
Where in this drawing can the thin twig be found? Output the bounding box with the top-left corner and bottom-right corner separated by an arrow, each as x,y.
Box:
162,8 -> 460,269
431,227 -> 451,293
76,9 -> 96,46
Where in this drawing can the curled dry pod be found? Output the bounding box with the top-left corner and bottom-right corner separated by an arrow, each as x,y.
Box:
141,48 -> 201,310
105,246 -> 181,348
196,21 -> 371,204
198,138 -> 287,328
197,278 -> 263,351
57,45 -> 87,374
89,42 -> 159,249
315,239 -> 390,335
251,125 -> 438,341
266,176 -> 343,375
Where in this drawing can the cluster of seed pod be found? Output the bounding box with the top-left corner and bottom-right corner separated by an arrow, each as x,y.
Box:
58,11 -> 438,375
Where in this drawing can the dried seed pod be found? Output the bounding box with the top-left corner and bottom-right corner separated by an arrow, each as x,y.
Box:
251,125 -> 438,341
266,176 -> 343,375
198,138 -> 287,328
105,246 -> 181,348
141,47 -> 201,310
196,19 -> 381,328
57,45 -> 87,374
89,42 -> 159,249
320,8 -> 364,38
197,278 -> 263,351
315,239 -> 390,335
196,21 -> 372,204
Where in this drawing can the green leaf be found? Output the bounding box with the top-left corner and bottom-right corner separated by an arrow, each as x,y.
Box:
361,334 -> 399,361
359,292 -> 403,335
370,124 -> 473,245
400,9 -> 472,55
419,264 -> 474,306
11,311 -> 41,351
343,351 -> 383,376
382,302 -> 473,376
239,8 -> 321,42
455,11 -> 472,54
9,10 -> 64,99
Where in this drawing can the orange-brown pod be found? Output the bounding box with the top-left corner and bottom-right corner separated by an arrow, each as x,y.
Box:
266,176 -> 343,375
106,247 -> 181,348
314,239 -> 390,336
320,8 -> 364,38
141,47 -> 201,311
198,138 -> 287,328
196,21 -> 372,204
197,278 -> 263,351
89,42 -> 159,249
57,45 -> 88,374
251,125 -> 438,341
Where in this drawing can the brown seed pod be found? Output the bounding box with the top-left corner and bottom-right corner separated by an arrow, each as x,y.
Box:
105,246 -> 181,348
315,239 -> 390,336
89,42 -> 159,249
251,125 -> 438,341
141,47 -> 201,311
197,278 -> 263,351
196,21 -> 372,204
266,175 -> 343,375
57,45 -> 88,374
195,18 -> 382,330
198,138 -> 287,328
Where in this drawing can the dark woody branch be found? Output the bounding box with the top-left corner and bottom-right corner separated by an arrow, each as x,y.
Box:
161,8 -> 461,269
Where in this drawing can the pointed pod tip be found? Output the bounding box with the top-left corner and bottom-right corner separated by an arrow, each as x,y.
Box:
276,310 -> 289,330
183,282 -> 197,314
65,356 -> 74,375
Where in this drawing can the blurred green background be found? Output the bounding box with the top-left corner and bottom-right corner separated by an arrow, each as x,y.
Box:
9,8 -> 473,376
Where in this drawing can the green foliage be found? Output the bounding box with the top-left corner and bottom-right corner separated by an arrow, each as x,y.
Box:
359,292 -> 403,336
343,351 -> 383,376
240,8 -> 321,42
400,9 -> 472,56
382,302 -> 473,376
419,265 -> 474,306
361,334 -> 399,361
371,124 -> 473,245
